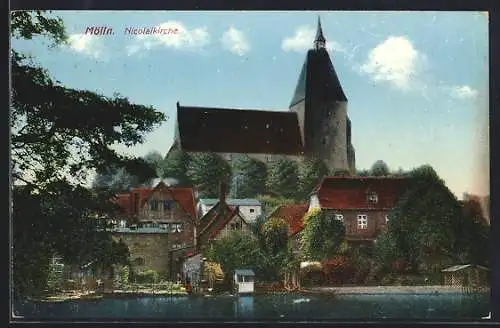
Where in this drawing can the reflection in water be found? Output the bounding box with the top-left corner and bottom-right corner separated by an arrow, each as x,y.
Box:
14,292 -> 490,320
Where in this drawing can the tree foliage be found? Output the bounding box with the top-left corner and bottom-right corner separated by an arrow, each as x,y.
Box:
370,160 -> 390,177
298,158 -> 329,199
266,158 -> 300,199
374,165 -> 490,275
261,218 -> 289,254
11,11 -> 162,297
205,231 -> 265,281
231,155 -> 267,198
300,209 -> 346,261
160,147 -> 191,185
187,152 -> 231,198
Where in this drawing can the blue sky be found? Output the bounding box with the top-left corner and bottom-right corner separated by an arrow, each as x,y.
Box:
11,11 -> 489,198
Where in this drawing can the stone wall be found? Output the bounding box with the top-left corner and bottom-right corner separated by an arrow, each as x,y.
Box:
113,232 -> 170,277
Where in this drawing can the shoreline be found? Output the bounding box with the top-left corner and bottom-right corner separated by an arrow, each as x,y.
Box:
306,285 -> 490,295
24,285 -> 490,303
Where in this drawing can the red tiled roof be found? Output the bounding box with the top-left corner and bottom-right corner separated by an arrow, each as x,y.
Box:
269,204 -> 309,236
170,187 -> 197,218
112,182 -> 197,219
314,176 -> 409,210
176,105 -> 304,155
112,193 -> 133,216
207,206 -> 242,240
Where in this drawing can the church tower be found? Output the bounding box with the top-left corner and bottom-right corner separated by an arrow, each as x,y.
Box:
289,17 -> 355,173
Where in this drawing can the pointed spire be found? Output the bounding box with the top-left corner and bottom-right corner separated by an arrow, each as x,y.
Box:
314,16 -> 326,50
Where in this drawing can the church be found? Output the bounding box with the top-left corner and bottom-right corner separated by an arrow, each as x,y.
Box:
168,18 -> 356,173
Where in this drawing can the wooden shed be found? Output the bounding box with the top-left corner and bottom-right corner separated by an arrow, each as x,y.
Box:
441,264 -> 490,290
234,269 -> 255,294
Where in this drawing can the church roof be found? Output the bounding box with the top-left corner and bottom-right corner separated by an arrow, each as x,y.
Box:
176,104 -> 304,155
290,48 -> 347,107
289,19 -> 347,108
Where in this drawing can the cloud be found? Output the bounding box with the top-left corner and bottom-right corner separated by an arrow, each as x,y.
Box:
359,36 -> 424,91
221,26 -> 250,56
126,21 -> 210,56
66,34 -> 104,59
281,25 -> 345,54
449,85 -> 479,100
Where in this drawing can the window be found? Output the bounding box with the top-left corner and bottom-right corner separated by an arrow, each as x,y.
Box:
245,275 -> 254,282
163,200 -> 172,211
385,215 -> 389,224
119,220 -> 127,228
334,214 -> 344,222
367,192 -> 378,204
150,200 -> 159,211
249,208 -> 255,213
357,215 -> 368,229
237,275 -> 244,283
266,155 -> 274,162
159,223 -> 169,230
171,223 -> 183,233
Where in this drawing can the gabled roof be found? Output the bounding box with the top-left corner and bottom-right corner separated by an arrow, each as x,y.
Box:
176,104 -> 304,155
207,207 -> 243,241
112,182 -> 197,219
199,198 -> 261,206
312,176 -> 409,210
198,200 -> 246,243
268,204 -> 309,236
234,269 -> 255,276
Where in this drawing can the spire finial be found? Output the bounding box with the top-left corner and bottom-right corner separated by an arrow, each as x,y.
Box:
314,15 -> 326,50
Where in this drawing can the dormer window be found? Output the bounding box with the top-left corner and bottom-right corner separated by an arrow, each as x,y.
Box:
367,192 -> 378,204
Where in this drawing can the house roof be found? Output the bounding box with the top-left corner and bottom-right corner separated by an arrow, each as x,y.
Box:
207,206 -> 243,240
268,204 -> 309,236
199,198 -> 261,206
312,176 -> 410,210
234,269 -> 255,276
111,182 -> 197,219
176,104 -> 304,155
441,264 -> 490,272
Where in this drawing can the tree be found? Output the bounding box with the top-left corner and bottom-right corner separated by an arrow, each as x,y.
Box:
374,165 -> 478,275
300,209 -> 346,261
266,158 -> 300,199
205,231 -> 266,283
298,158 -> 329,199
143,151 -> 164,177
231,155 -> 267,198
370,160 -> 390,176
92,166 -> 140,192
11,11 -> 163,297
187,152 -> 231,198
160,148 -> 192,185
261,218 -> 289,255
257,195 -> 295,217
356,169 -> 370,177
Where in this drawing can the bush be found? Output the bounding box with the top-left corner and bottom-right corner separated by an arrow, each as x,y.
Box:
135,269 -> 159,284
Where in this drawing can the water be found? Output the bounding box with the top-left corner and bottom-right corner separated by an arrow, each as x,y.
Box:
13,292 -> 490,321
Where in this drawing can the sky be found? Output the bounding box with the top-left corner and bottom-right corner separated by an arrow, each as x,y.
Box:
11,11 -> 489,199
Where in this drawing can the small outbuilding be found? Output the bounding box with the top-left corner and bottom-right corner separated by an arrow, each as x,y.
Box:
234,269 -> 255,294
441,264 -> 490,290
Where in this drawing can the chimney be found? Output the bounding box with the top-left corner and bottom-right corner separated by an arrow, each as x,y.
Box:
219,178 -> 228,205
133,192 -> 140,216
